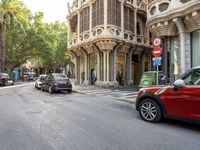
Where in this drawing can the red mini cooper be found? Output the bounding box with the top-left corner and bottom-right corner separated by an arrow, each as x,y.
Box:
136,66 -> 200,123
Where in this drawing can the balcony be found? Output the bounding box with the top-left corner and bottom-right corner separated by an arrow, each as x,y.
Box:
147,0 -> 198,22
68,25 -> 150,49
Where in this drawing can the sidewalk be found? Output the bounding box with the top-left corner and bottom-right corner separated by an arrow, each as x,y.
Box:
0,81 -> 34,90
71,80 -> 139,104
14,80 -> 34,85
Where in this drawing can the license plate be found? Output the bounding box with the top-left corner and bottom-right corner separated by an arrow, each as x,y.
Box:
7,80 -> 13,84
59,81 -> 66,84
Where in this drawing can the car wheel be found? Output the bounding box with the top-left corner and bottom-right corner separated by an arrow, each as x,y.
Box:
139,99 -> 162,123
48,86 -> 54,94
41,85 -> 44,91
2,79 -> 5,86
68,89 -> 72,93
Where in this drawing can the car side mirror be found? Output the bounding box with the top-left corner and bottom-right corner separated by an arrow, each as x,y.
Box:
173,79 -> 184,91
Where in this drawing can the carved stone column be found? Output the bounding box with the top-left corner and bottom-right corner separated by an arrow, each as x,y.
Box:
92,44 -> 102,83
96,40 -> 117,87
126,48 -> 134,86
103,51 -> 107,82
81,48 -> 89,85
173,18 -> 186,74
69,50 -> 80,85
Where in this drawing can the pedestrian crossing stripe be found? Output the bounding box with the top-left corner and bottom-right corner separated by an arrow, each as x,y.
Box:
77,89 -> 138,100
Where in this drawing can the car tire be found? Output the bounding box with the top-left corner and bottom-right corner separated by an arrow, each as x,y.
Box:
41,86 -> 44,92
139,99 -> 162,123
68,89 -> 72,93
48,86 -> 54,94
2,79 -> 5,86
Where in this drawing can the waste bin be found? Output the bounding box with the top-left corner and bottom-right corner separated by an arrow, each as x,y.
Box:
139,71 -> 163,87
23,75 -> 28,82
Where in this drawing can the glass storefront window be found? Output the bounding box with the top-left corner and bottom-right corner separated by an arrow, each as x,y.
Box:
192,30 -> 200,67
170,36 -> 181,82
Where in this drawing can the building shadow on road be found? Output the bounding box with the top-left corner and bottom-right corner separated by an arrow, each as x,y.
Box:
159,118 -> 200,131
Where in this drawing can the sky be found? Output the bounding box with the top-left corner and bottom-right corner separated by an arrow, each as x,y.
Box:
22,0 -> 73,23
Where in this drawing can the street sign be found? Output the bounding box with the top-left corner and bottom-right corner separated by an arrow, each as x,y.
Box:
152,57 -> 161,61
153,59 -> 161,66
153,37 -> 162,47
152,46 -> 162,57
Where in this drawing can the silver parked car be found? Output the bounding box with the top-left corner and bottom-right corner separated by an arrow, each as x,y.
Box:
35,74 -> 47,89
0,73 -> 14,86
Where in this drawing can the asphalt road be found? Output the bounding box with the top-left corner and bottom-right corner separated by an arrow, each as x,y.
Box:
0,84 -> 200,150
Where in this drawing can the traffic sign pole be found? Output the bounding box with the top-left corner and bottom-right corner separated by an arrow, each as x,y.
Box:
152,37 -> 162,85
156,66 -> 159,85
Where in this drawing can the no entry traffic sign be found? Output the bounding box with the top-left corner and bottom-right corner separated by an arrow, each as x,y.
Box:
152,46 -> 162,57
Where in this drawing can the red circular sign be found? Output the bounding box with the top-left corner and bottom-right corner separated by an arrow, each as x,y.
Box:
152,46 -> 162,57
153,37 -> 162,47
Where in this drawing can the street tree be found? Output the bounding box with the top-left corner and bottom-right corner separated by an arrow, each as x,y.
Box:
0,0 -> 30,73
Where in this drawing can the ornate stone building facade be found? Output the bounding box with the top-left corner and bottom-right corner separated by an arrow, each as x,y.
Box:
67,0 -> 151,87
147,0 -> 200,82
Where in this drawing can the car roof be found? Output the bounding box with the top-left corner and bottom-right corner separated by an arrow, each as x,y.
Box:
51,73 -> 68,78
39,74 -> 47,77
193,66 -> 200,69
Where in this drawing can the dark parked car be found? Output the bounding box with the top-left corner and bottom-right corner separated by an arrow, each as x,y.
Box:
0,73 -> 14,86
136,66 -> 200,124
41,73 -> 72,94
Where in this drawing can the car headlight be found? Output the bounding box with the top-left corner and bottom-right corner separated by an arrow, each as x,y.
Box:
137,88 -> 146,97
154,87 -> 167,95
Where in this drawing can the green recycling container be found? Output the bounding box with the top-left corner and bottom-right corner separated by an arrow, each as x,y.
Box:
139,71 -> 164,87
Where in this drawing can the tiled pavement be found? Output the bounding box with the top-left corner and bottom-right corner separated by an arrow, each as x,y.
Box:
73,86 -> 139,103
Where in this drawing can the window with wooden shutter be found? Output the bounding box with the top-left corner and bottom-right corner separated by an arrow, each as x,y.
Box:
124,6 -> 135,32
107,0 -> 121,27
80,7 -> 90,33
92,0 -> 104,28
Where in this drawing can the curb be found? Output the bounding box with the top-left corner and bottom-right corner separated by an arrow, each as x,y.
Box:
0,82 -> 34,90
72,89 -> 136,104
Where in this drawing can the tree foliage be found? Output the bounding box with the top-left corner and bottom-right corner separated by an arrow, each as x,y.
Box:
5,8 -> 70,73
0,0 -> 30,72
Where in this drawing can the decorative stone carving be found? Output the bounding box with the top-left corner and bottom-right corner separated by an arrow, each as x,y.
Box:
96,40 -> 117,51
150,21 -> 178,36
118,44 -> 130,53
185,11 -> 200,32
83,44 -> 95,54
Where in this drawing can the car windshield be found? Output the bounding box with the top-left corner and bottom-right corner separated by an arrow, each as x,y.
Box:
180,69 -> 200,85
54,74 -> 68,79
1,73 -> 9,78
39,75 -> 47,81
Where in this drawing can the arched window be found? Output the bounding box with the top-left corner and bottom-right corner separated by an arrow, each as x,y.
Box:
180,0 -> 191,4
150,6 -> 156,15
159,3 -> 169,12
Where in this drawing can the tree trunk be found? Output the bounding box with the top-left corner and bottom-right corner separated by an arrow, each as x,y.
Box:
0,23 -> 6,73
